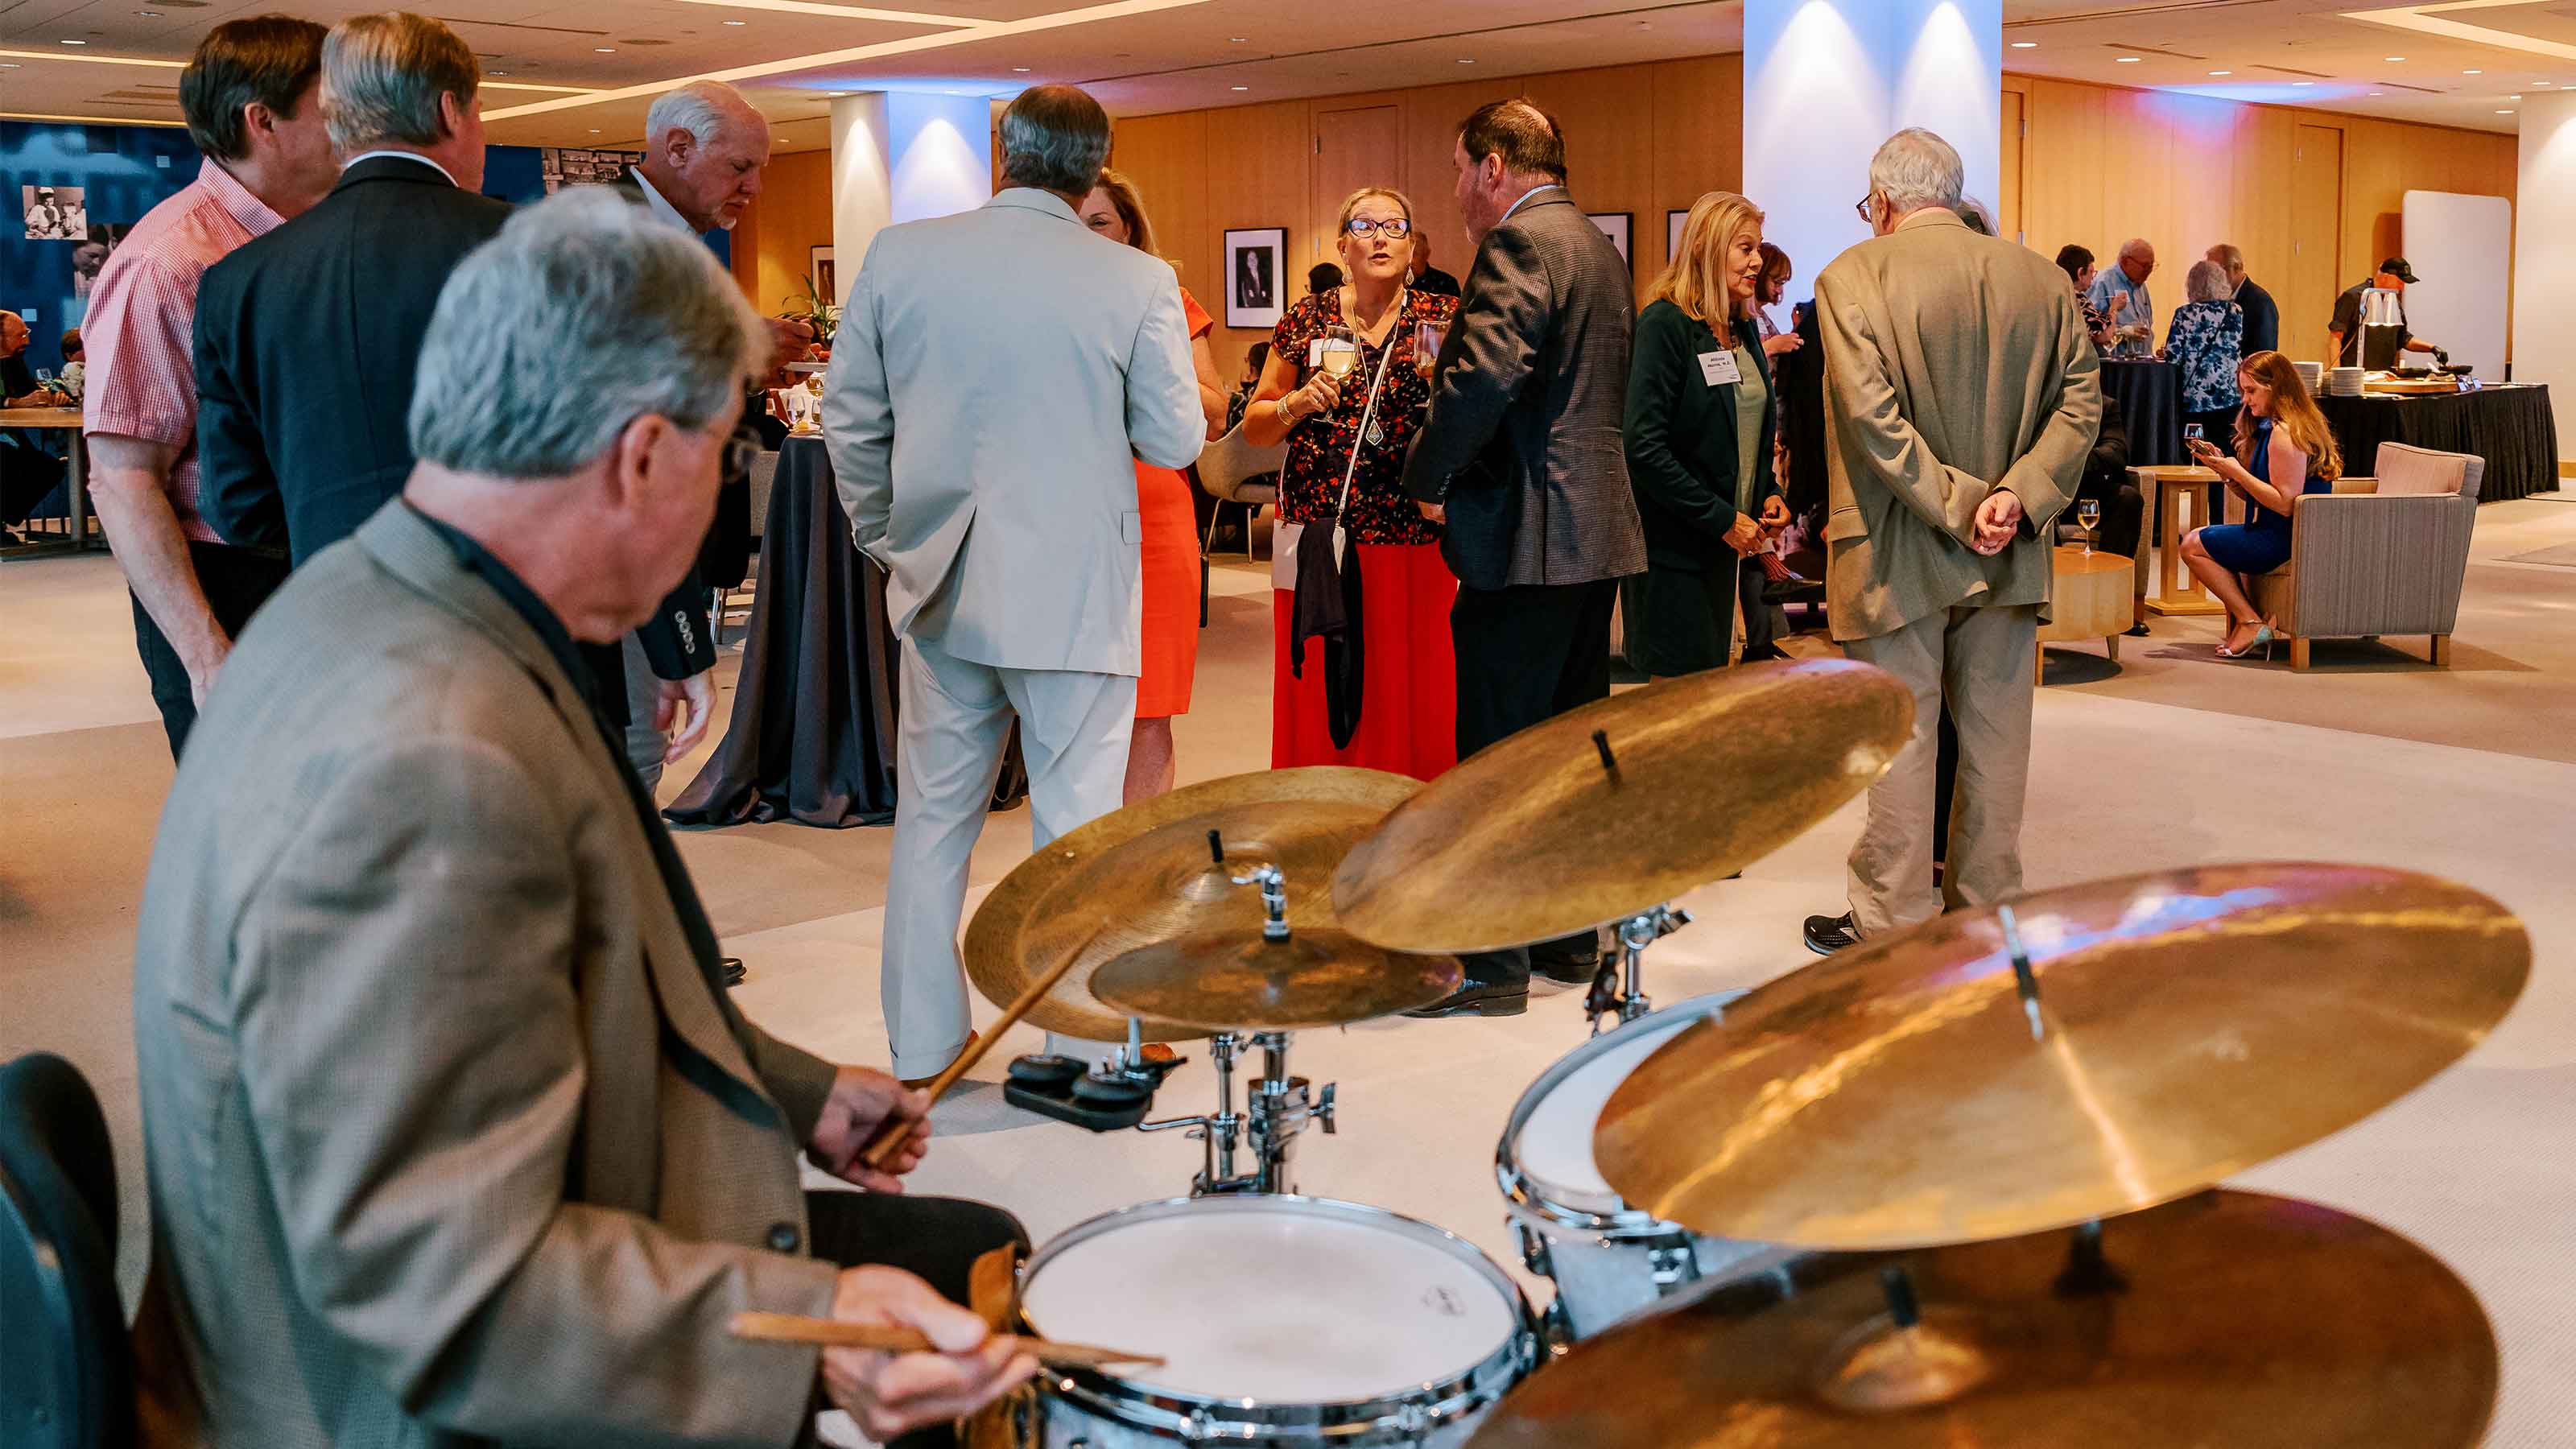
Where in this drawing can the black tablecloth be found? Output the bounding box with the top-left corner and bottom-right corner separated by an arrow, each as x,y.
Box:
2100,360 -> 2183,467
2318,383 -> 2559,503
667,436 -> 1026,828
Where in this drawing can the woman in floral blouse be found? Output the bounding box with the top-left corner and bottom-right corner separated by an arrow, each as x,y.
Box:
1244,186 -> 1461,778
2166,259 -> 2247,446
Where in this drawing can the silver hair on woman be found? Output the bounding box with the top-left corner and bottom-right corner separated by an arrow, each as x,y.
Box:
646,80 -> 753,149
408,188 -> 769,480
2184,258 -> 2231,303
1868,127 -> 1964,213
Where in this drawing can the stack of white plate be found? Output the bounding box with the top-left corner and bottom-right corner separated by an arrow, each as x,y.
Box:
2329,366 -> 2366,397
2293,360 -> 2324,390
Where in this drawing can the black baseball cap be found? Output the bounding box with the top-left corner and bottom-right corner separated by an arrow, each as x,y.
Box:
2379,257 -> 2420,283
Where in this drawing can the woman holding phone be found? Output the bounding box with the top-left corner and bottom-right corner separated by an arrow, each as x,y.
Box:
2178,350 -> 2342,658
1245,186 -> 1461,777
1620,190 -> 1782,679
1080,170 -> 1228,803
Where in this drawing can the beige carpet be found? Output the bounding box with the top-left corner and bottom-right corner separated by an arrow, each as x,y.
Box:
6,495 -> 2574,1443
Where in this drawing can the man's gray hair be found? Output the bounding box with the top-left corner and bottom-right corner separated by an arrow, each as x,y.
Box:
2118,236 -> 2153,261
999,84 -> 1112,195
2185,258 -> 2231,303
321,12 -> 479,154
646,80 -> 753,150
1868,127 -> 1963,213
410,188 -> 769,479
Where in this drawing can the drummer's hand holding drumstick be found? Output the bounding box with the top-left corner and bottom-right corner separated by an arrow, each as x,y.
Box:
808,1066 -> 932,1191
819,1266 -> 1040,1443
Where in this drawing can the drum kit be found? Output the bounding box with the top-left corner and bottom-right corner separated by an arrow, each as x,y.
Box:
801,658 -> 2536,1447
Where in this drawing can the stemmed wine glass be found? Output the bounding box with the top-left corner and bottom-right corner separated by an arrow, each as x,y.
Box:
2075,497 -> 2102,552
1319,324 -> 1360,382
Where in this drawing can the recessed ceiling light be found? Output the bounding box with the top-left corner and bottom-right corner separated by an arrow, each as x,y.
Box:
2115,56 -> 2140,63
2291,80 -> 2314,86
1230,85 -> 1248,91
1013,66 -> 1030,72
60,38 -> 87,44
589,128 -> 601,134
724,17 -> 745,23
1228,35 -> 1246,43
2011,40 -> 2037,48
490,69 -> 510,76
2386,56 -> 2405,62
2464,68 -> 2481,75
596,46 -> 617,53
1456,57 -> 1475,64
136,9 -> 162,15
2368,91 -> 2384,96
2209,69 -> 2231,76
2511,93 -> 2523,99
2498,108 -> 2515,114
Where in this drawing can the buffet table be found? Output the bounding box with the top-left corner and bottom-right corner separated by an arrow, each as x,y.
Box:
2318,383 -> 2558,503
665,435 -> 1026,828
2099,360 -> 2184,468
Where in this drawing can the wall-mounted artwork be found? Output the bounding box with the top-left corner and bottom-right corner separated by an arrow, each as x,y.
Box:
1591,212 -> 1632,272
23,184 -> 85,240
1668,209 -> 1690,262
1225,227 -> 1286,329
811,246 -> 837,301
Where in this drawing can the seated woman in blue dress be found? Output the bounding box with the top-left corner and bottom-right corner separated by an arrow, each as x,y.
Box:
2178,349 -> 2342,658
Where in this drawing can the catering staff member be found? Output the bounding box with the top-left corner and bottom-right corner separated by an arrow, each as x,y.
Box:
2328,257 -> 2440,370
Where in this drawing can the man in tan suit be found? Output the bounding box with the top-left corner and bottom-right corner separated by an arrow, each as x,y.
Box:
131,189 -> 1034,1448
1802,128 -> 2100,953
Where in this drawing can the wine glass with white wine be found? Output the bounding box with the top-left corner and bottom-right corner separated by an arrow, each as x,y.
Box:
2075,497 -> 2102,553
1319,324 -> 1360,386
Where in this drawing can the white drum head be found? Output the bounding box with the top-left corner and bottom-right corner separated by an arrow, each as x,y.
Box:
1513,1014 -> 1707,1209
1023,1199 -> 1518,1403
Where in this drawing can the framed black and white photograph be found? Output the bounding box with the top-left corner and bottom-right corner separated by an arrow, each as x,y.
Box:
1224,227 -> 1286,329
1668,209 -> 1689,261
1590,212 -> 1632,272
810,246 -> 836,301
23,184 -> 86,241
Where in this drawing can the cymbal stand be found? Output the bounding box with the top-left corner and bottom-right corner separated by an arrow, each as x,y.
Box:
1585,905 -> 1692,1034
1133,854 -> 1337,1195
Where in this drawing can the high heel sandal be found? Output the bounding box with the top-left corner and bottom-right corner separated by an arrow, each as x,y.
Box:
2216,621 -> 2278,660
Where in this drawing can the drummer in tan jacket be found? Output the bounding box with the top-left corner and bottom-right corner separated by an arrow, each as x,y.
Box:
1801,129 -> 2101,954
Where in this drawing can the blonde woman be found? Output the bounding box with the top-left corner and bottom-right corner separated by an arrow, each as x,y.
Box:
2181,349 -> 2343,659
1245,186 -> 1462,778
1620,191 -> 1784,679
1079,169 -> 1228,802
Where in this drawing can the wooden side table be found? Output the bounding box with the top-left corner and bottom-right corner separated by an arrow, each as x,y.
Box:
2132,464 -> 2225,616
2037,544 -> 2136,683
0,406 -> 95,559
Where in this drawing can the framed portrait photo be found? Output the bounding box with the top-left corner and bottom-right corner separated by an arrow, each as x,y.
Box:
1667,209 -> 1689,261
810,245 -> 837,302
1590,212 -> 1632,273
1224,227 -> 1287,330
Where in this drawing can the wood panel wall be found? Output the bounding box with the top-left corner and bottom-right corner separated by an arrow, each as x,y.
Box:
729,148 -> 832,318
2004,73 -> 2518,354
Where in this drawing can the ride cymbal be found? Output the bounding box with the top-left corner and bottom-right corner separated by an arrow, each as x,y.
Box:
1595,863 -> 2529,1250
962,767 -> 1419,1042
1467,1189 -> 2498,1449
1332,659 -> 1912,954
1088,927 -> 1463,1031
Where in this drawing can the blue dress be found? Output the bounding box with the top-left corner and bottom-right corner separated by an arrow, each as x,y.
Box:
2198,419 -> 2326,575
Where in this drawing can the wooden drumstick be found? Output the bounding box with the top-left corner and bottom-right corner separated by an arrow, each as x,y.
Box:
857,939 -> 1096,1170
729,1311 -> 1163,1369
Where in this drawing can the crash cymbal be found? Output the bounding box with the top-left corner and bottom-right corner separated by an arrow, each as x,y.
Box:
1467,1188 -> 2497,1449
1595,863 -> 2528,1251
962,767 -> 1420,1043
1332,659 -> 1912,954
1088,927 -> 1463,1030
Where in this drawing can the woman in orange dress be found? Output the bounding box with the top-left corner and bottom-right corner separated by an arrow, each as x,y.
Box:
1082,170 -> 1228,802
1244,186 -> 1461,780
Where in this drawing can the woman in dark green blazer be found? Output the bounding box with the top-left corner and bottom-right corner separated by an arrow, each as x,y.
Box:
1622,191 -> 1785,679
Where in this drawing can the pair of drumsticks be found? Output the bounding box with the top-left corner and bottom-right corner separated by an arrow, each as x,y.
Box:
733,947 -> 1165,1371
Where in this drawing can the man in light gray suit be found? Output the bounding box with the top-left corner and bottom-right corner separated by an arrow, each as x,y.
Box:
1399,98 -> 1645,1018
132,192 -> 1035,1447
826,84 -> 1203,1081
1802,129 -> 2099,955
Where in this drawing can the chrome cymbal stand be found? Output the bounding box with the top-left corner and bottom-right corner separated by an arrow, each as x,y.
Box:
1585,905 -> 1693,1034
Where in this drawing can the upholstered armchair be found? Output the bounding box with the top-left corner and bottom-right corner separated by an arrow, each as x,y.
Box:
2248,441 -> 2483,671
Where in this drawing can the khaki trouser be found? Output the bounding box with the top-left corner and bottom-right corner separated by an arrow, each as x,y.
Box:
1840,602 -> 2040,938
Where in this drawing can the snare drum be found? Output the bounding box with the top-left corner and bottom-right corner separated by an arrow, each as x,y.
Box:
1496,991 -> 1791,1344
1018,1195 -> 1538,1447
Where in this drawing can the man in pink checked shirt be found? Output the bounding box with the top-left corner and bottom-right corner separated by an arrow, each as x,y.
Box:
83,14 -> 339,759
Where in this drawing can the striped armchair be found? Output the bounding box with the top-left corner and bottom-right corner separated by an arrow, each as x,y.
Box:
2248,442 -> 2483,671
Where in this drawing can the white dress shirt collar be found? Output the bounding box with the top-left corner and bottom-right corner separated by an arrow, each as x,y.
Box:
1501,183 -> 1564,224
343,149 -> 456,186
628,167 -> 694,233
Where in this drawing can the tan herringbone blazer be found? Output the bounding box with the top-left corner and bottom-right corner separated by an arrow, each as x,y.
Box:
132,502 -> 844,1447
1815,208 -> 2101,641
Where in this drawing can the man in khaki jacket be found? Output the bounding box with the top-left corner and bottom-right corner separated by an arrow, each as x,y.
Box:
1802,128 -> 2100,953
130,190 -> 1034,1448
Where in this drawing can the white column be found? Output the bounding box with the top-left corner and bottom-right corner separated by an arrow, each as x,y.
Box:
1743,0 -> 2002,288
2512,91 -> 2576,463
829,91 -> 993,308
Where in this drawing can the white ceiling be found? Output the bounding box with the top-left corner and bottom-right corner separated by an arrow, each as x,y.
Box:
1,0 -> 2568,150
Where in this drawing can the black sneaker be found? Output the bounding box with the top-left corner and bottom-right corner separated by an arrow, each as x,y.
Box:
1403,976 -> 1530,1018
1803,912 -> 1861,956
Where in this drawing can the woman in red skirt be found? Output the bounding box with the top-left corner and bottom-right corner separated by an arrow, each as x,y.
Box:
1243,186 -> 1461,780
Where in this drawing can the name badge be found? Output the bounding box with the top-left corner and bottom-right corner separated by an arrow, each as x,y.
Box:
1698,349 -> 1742,387
1308,338 -> 1327,368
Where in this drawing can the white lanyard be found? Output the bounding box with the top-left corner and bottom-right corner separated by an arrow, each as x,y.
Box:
1331,292 -> 1406,562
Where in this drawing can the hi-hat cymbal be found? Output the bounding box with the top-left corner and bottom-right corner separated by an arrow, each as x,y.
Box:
1088,928 -> 1463,1030
1331,659 -> 1912,954
1466,1188 -> 2498,1449
1596,863 -> 2529,1251
962,767 -> 1420,1043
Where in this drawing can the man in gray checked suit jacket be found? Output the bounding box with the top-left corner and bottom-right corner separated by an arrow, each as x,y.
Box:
1402,99 -> 1646,1018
